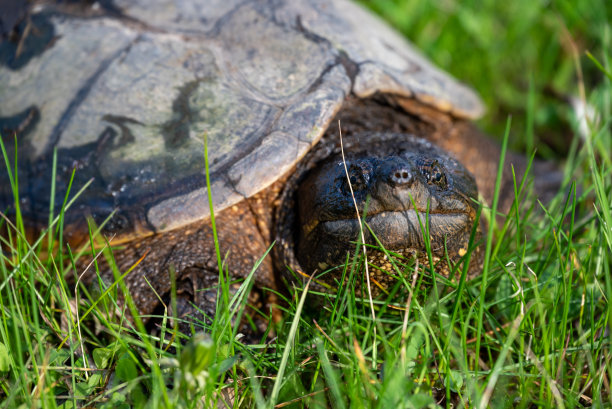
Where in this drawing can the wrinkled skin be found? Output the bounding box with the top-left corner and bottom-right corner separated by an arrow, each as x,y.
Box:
296,135 -> 480,277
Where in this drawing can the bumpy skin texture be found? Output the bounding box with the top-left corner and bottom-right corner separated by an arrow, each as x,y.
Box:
101,180 -> 282,325
296,135 -> 479,277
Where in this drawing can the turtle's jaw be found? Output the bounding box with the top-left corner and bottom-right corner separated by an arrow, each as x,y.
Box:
299,208 -> 474,274
321,209 -> 471,252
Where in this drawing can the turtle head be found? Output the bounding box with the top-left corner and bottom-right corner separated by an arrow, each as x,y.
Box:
293,135 -> 481,279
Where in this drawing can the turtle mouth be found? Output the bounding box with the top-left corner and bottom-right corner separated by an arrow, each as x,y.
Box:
320,209 -> 470,251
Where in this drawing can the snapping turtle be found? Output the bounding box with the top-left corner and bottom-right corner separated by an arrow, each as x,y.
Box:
0,0 -> 558,323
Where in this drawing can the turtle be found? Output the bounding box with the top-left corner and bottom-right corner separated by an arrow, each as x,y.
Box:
0,0 -> 560,327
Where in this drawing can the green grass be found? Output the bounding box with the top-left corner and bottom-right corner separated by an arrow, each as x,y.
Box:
1,1 -> 611,408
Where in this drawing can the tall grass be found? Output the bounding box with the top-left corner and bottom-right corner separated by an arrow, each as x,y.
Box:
1,1 -> 611,407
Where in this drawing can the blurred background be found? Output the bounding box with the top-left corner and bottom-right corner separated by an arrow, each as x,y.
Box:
360,0 -> 611,158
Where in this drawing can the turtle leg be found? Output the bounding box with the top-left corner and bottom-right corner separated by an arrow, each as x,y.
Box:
165,266 -> 267,339
89,196 -> 277,338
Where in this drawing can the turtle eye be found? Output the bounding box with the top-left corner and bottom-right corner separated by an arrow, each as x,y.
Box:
418,159 -> 448,189
341,162 -> 370,194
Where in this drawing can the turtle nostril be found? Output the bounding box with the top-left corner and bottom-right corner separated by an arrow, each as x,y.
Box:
391,168 -> 412,186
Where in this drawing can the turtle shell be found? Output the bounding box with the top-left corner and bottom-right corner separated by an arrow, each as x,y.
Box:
0,0 -> 483,242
